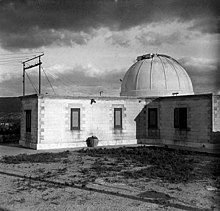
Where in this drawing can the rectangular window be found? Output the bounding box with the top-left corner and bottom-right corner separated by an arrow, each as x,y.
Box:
114,108 -> 122,129
148,108 -> 158,129
25,110 -> 31,132
174,107 -> 187,129
71,108 -> 80,130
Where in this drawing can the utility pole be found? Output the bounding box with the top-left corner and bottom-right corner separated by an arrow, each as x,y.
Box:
22,53 -> 44,96
39,56 -> 41,94
23,62 -> 25,96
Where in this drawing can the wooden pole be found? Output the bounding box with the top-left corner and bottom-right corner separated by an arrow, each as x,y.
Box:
39,56 -> 41,94
22,53 -> 44,95
23,63 -> 25,96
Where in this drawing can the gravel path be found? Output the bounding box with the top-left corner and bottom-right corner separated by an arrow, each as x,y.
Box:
0,145 -> 219,211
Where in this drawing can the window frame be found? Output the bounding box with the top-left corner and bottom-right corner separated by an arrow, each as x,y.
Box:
70,108 -> 80,130
25,110 -> 31,132
148,108 -> 158,129
174,107 -> 187,129
114,108 -> 122,129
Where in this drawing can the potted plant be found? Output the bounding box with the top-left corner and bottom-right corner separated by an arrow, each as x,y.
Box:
86,136 -> 99,147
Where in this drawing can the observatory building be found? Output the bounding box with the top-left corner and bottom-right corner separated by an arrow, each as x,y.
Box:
19,53 -> 220,153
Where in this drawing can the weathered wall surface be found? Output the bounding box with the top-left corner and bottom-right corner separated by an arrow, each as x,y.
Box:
19,94 -> 220,152
213,95 -> 220,131
19,95 -> 38,148
212,95 -> 220,144
137,94 -> 218,151
36,96 -> 145,149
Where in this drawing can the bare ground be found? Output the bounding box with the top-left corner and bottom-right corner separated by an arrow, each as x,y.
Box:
0,146 -> 219,211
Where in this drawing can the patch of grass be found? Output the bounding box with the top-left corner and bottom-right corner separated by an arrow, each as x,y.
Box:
0,150 -> 70,164
78,146 -> 201,183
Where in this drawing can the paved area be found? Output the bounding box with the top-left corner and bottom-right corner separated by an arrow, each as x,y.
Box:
0,143 -> 74,158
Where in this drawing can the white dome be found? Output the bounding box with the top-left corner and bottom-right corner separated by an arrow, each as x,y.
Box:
120,53 -> 194,97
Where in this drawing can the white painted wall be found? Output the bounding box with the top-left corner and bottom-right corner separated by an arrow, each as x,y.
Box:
21,95 -> 145,149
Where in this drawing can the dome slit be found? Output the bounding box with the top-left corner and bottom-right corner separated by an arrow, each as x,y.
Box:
158,55 -> 167,89
150,56 -> 154,90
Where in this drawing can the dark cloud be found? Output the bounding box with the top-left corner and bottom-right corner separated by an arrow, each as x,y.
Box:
0,28 -> 93,50
188,17 -> 220,34
178,57 -> 220,94
0,0 -> 219,50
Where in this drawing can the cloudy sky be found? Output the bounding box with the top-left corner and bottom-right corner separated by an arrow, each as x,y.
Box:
0,0 -> 219,96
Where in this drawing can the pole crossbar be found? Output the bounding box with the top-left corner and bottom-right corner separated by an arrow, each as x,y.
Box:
22,54 -> 44,96
24,62 -> 42,70
22,53 -> 44,63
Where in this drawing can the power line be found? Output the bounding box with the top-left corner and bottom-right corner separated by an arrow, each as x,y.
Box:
44,70 -> 78,91
41,66 -> 56,95
0,57 -> 30,61
0,60 -> 23,63
0,61 -> 21,65
23,54 -> 44,96
0,63 -> 19,66
25,72 -> 38,93
0,52 -> 43,56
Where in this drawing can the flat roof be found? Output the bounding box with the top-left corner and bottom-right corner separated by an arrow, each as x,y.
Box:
19,94 -> 152,101
19,93 -> 216,101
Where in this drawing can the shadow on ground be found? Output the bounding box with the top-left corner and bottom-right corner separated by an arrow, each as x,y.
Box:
0,170 -> 211,211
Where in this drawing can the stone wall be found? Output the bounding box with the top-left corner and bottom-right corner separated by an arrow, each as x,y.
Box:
19,94 -> 220,152
19,95 -> 38,148
21,95 -> 146,149
137,94 -> 218,152
213,95 -> 220,132
212,95 -> 220,144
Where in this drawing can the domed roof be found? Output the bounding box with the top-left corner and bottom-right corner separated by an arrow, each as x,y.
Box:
120,53 -> 194,97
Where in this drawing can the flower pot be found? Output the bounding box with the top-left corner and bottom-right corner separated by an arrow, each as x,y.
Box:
86,136 -> 99,147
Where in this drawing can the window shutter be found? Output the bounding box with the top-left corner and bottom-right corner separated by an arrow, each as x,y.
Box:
148,108 -> 158,129
174,108 -> 179,128
179,108 -> 187,128
25,110 -> 31,132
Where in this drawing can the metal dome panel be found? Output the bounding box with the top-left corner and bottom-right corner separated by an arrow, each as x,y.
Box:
120,53 -> 194,97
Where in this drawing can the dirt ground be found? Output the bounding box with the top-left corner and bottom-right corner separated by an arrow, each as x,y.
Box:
0,145 -> 219,211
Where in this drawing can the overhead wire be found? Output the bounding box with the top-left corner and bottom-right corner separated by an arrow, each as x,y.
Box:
0,61 -> 22,64
42,68 -> 78,91
0,52 -> 43,66
41,66 -> 56,95
0,52 -> 43,56
24,64 -> 74,95
0,56 -> 32,60
0,50 -> 81,95
25,71 -> 38,93
0,63 -> 19,66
